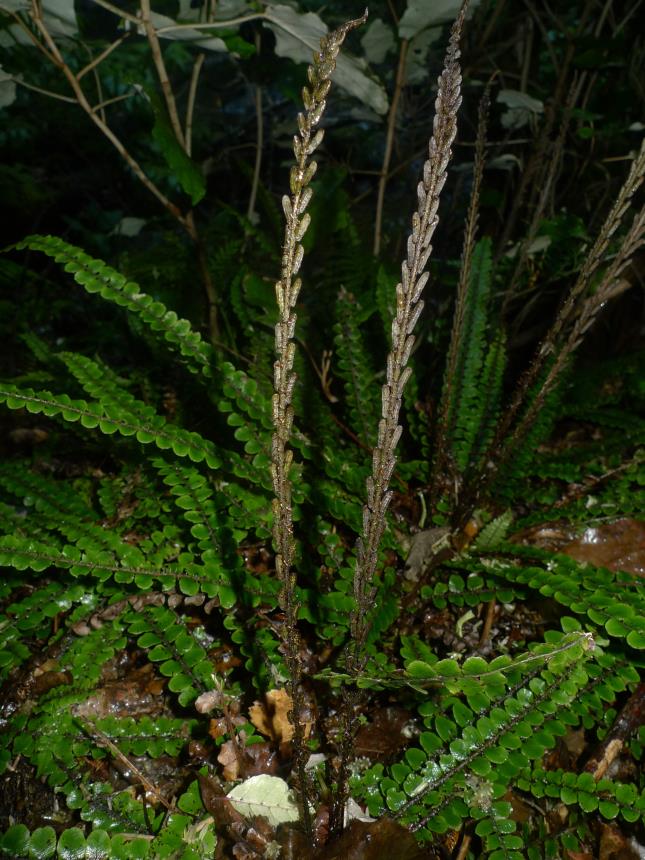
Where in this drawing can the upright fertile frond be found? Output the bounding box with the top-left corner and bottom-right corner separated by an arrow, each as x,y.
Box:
505,202 -> 645,461
501,140 -> 645,437
270,10 -> 367,830
272,10 -> 367,593
551,139 -> 645,341
349,3 -> 467,661
461,141 -> 645,517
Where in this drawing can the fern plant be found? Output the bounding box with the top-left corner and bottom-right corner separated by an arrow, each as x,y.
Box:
1,4 -> 644,859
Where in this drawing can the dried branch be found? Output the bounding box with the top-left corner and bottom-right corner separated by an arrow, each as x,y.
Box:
12,0 -> 221,341
78,33 -> 130,80
11,77 -> 77,103
89,0 -> 139,26
77,718 -> 172,811
24,1 -> 184,225
502,76 -> 583,312
154,14 -> 266,35
246,33 -> 264,224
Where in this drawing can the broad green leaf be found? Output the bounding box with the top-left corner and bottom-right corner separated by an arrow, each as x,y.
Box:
147,89 -> 206,205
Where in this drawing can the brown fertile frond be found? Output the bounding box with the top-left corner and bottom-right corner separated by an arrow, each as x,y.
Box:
465,138 -> 645,513
469,160 -> 645,513
272,7 -> 367,618
270,10 -> 367,833
349,2 -> 467,665
545,137 -> 645,350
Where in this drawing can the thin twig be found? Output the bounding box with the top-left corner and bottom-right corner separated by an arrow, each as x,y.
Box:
479,598 -> 496,648
520,17 -> 533,92
373,39 -> 408,256
92,91 -> 134,113
456,833 -> 473,860
89,0 -> 139,25
155,13 -> 266,35
140,0 -> 186,150
11,77 -> 77,103
246,33 -> 263,223
186,53 -> 205,157
186,210 -> 220,342
584,682 -> 645,779
78,33 -> 130,79
78,718 -> 172,811
84,43 -> 107,123
27,0 -> 185,225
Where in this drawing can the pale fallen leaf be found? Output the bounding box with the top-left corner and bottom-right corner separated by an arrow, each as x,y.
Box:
227,774 -> 300,827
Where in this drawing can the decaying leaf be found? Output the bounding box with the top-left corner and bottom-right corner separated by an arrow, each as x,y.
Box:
318,818 -> 427,859
249,688 -> 313,744
218,739 -> 241,781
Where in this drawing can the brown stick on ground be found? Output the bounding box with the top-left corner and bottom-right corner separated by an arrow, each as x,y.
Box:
584,682 -> 645,779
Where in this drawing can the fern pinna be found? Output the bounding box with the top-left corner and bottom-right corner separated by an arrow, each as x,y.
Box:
1,4 -> 645,859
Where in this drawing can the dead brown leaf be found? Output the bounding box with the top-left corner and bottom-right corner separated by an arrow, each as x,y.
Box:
316,818 -> 429,859
599,822 -> 641,860
249,688 -> 313,744
218,739 -> 241,781
354,706 -> 412,761
517,518 -> 645,576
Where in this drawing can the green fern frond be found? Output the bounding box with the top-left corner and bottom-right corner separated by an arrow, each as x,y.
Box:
354,631 -> 593,834
517,766 -> 645,822
0,462 -> 147,559
491,367 -> 565,501
0,384 -> 221,468
10,235 -> 215,377
483,546 -> 645,649
124,604 -> 216,707
58,351 -> 159,422
0,534 -> 239,605
333,287 -> 379,448
466,331 -> 507,469
440,237 -> 495,474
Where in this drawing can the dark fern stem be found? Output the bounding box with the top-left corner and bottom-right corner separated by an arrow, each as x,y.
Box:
270,10 -> 368,835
